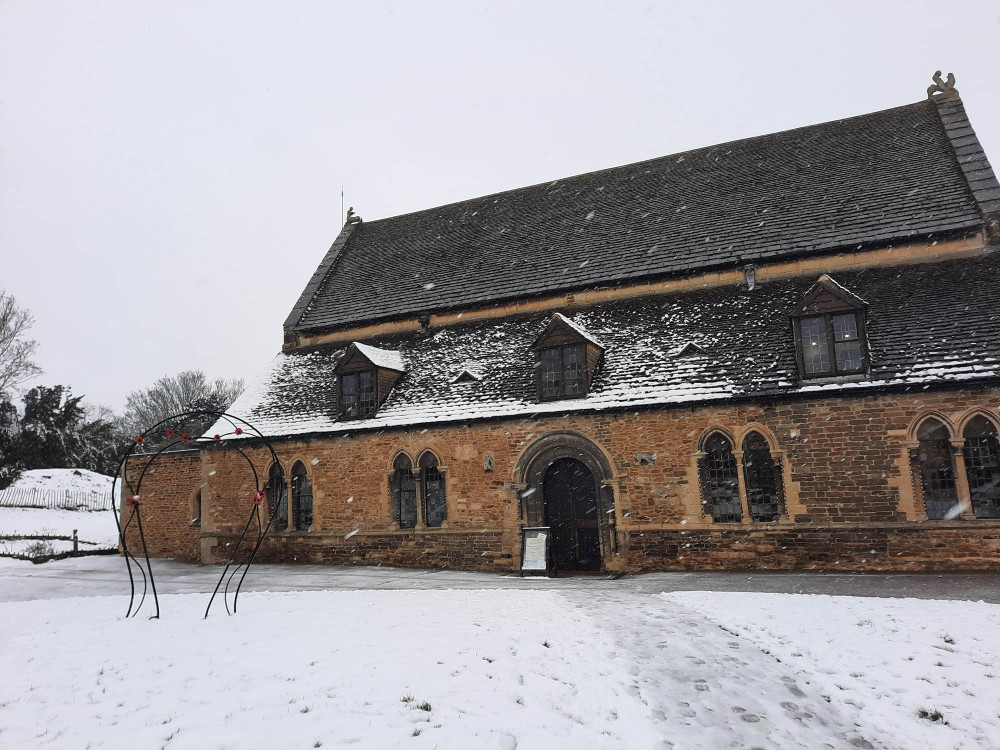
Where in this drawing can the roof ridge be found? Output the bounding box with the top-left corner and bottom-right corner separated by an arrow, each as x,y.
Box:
355,101 -> 934,227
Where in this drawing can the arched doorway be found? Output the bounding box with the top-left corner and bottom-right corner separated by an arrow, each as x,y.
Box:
543,457 -> 601,570
514,430 -> 617,572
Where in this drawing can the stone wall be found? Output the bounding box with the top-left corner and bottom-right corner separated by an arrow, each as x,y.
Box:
121,450 -> 202,562
130,386 -> 1000,572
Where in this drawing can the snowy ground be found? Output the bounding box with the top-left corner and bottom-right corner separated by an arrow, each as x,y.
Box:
0,506 -> 118,558
5,468 -> 113,494
0,507 -> 118,545
0,506 -> 117,559
1,584 -> 998,748
670,592 -> 1000,749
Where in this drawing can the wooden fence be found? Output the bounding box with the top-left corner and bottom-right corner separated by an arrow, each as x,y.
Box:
0,487 -> 115,511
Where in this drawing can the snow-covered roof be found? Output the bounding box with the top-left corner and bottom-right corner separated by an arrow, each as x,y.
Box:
217,254 -> 1000,440
351,342 -> 405,371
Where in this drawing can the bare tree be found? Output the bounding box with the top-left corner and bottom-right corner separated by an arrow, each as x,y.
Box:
0,290 -> 42,398
122,370 -> 245,444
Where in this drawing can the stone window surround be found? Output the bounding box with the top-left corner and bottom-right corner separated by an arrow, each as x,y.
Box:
265,457 -> 315,534
387,449 -> 450,530
693,424 -> 800,525
905,408 -> 1000,521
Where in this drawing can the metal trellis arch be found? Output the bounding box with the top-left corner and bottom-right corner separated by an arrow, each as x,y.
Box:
110,410 -> 284,619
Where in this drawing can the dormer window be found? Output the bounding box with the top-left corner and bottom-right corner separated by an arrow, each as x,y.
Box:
335,342 -> 405,420
532,313 -> 604,402
791,275 -> 868,379
340,370 -> 377,419
540,343 -> 587,400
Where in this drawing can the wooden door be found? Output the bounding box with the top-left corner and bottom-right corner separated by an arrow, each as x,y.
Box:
543,457 -> 601,570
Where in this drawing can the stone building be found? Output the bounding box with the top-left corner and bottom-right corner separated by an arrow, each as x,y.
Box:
127,76 -> 1000,572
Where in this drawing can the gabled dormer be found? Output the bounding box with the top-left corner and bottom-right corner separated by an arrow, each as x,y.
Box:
790,275 -> 869,380
335,342 -> 405,420
531,313 -> 604,402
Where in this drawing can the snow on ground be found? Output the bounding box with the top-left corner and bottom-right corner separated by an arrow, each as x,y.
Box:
6,468 -> 113,494
668,592 -> 1000,750
0,507 -> 118,548
5,587 -> 993,748
0,591 -> 664,750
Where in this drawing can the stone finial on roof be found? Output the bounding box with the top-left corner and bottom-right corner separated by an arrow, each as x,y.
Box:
927,71 -> 959,102
345,207 -> 362,225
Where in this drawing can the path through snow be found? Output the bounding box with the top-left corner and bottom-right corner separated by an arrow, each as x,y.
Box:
576,591 -> 888,749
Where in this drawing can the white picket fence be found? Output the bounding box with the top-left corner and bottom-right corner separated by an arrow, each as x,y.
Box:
0,487 -> 115,511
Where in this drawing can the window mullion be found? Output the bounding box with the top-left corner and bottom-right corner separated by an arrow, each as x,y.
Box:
733,449 -> 752,523
825,315 -> 837,375
559,346 -> 566,397
416,469 -> 426,528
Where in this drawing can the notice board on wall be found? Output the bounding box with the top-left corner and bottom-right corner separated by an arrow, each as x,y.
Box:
520,526 -> 550,575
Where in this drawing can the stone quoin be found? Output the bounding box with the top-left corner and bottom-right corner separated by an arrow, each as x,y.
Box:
123,75 -> 1000,573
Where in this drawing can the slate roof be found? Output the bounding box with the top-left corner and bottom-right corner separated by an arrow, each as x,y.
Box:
219,253 -> 1000,440
287,96 -> 997,333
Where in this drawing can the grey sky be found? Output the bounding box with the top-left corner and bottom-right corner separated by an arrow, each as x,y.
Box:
2,0 -> 998,410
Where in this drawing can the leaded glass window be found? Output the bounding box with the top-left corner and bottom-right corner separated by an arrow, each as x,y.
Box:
392,453 -> 417,529
800,316 -> 831,375
419,451 -> 447,527
291,461 -> 313,531
266,462 -> 287,532
797,311 -> 865,378
702,433 -> 742,523
742,432 -> 782,522
832,313 -> 863,372
564,344 -> 586,396
340,370 -> 377,419
964,416 -> 1000,519
539,344 -> 588,401
540,347 -> 562,400
916,418 -> 958,520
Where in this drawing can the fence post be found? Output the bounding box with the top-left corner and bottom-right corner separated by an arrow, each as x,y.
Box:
73,529 -> 79,552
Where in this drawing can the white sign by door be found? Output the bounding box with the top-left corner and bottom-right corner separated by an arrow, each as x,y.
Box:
521,526 -> 549,573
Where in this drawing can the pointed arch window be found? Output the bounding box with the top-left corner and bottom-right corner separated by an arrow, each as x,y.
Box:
419,451 -> 447,527
741,432 -> 782,522
964,416 -> 1000,519
390,454 -> 418,529
699,433 -> 742,523
266,463 -> 288,532
915,418 -> 958,520
191,488 -> 202,526
291,461 -> 313,531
